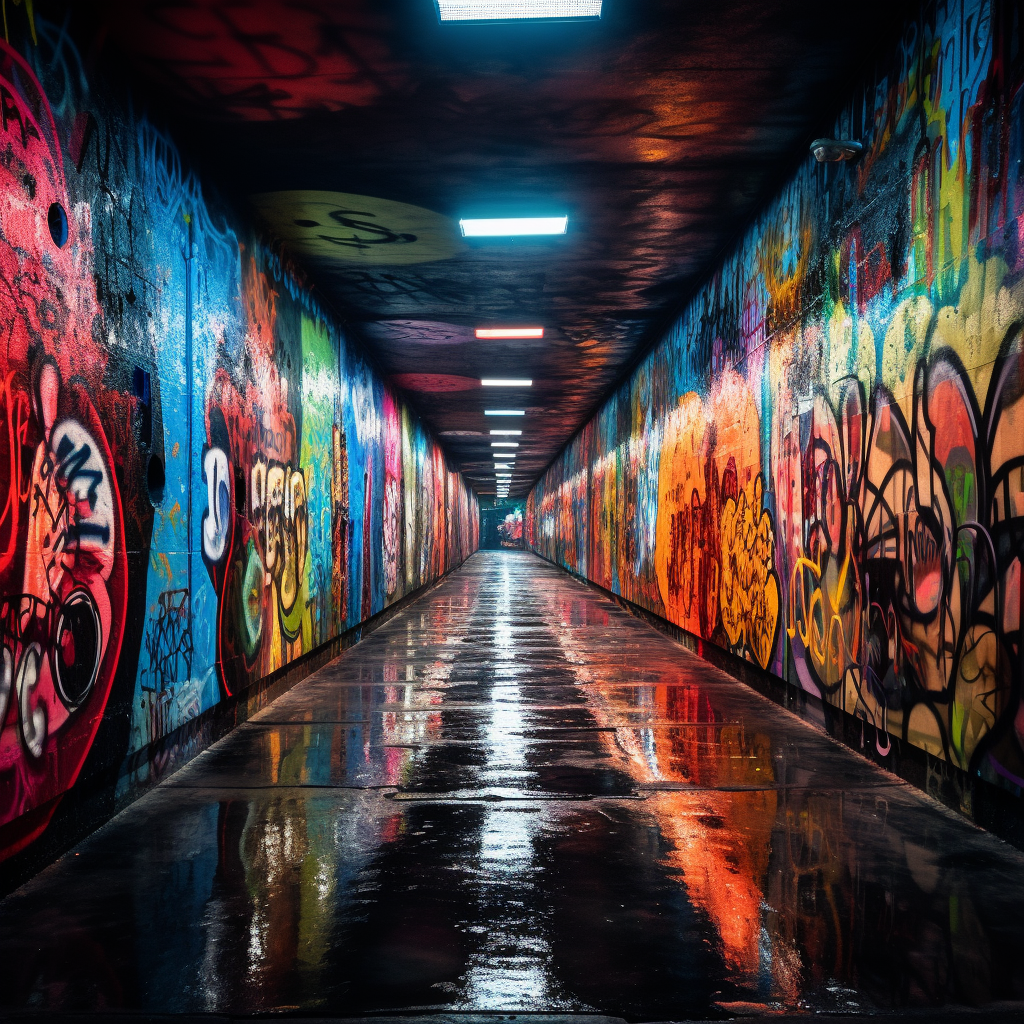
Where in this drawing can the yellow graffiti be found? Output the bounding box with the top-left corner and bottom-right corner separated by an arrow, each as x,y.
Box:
786,548 -> 855,691
720,476 -> 780,670
655,371 -> 777,667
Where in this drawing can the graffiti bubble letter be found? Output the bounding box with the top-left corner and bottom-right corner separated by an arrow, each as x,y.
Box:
202,447 -> 231,563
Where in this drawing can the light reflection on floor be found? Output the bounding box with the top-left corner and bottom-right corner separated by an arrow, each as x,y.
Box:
0,552 -> 1023,1018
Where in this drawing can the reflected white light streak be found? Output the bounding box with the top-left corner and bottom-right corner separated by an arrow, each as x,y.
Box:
451,563 -> 571,1011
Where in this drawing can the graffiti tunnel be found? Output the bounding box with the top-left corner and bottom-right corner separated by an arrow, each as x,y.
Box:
0,0 -> 1023,1020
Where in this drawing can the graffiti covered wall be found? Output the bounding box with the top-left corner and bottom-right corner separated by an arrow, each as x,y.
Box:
0,16 -> 477,860
528,0 -> 1024,798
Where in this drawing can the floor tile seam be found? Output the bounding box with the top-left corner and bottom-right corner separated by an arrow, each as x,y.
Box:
225,723 -> 862,745
258,704 -> 613,711
286,678 -> 758,685
221,731 -> 622,744
159,782 -> 402,791
385,794 -> 650,803
638,779 -> 910,792
245,718 -> 375,725
240,719 -> 782,725
156,780 -> 910,795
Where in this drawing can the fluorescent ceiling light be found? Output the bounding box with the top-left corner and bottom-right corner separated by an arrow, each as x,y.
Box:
481,379 -> 532,387
492,442 -> 520,447
438,2 -> 602,23
461,217 -> 567,237
485,409 -> 525,416
475,327 -> 544,339
490,429 -> 522,436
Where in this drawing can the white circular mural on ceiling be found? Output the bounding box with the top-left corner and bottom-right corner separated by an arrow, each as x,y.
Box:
250,191 -> 464,265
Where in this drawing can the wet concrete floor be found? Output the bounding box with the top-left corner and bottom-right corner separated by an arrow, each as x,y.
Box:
1,551 -> 1023,1021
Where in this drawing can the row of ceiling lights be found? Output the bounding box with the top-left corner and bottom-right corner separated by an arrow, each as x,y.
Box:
479,317 -> 542,497
485,375 -> 528,496
443,5 -> 601,499
471,237 -> 559,498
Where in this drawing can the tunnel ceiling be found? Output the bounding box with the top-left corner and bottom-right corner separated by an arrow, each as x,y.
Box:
96,0 -> 912,498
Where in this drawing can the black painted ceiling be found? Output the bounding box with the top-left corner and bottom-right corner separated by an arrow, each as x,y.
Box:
95,0 -> 913,498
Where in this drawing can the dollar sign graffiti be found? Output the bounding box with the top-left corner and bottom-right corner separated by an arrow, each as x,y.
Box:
318,208 -> 417,250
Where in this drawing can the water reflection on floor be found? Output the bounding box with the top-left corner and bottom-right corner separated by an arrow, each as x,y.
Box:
1,551 -> 1023,1019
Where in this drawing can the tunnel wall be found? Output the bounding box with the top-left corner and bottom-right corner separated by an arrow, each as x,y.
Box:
0,19 -> 478,864
528,0 -> 1024,805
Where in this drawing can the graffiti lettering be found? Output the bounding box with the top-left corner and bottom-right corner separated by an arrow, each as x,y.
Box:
202,447 -> 230,564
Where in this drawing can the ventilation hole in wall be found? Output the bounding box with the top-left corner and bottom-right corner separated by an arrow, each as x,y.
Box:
147,455 -> 166,506
234,464 -> 246,516
133,367 -> 152,447
132,366 -> 151,403
47,202 -> 68,248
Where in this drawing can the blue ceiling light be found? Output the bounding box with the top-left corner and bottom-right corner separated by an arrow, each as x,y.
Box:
437,2 -> 602,23
461,217 -> 567,237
